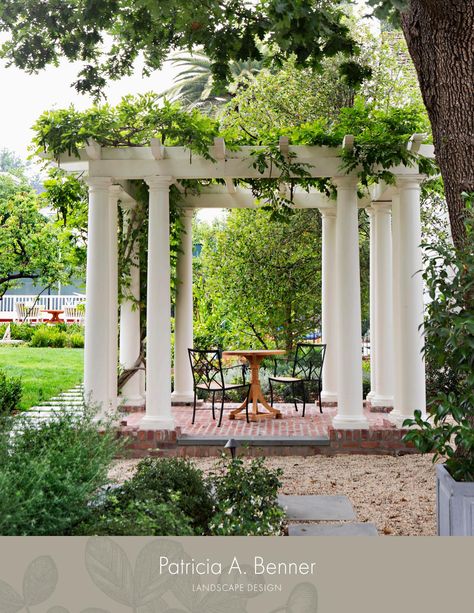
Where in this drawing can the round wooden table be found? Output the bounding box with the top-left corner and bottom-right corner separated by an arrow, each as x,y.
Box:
41,309 -> 64,324
222,349 -> 286,421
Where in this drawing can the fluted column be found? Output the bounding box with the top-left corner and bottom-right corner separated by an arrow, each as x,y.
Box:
108,186 -> 120,411
320,205 -> 338,403
119,199 -> 144,406
84,177 -> 112,411
171,208 -> 195,403
371,202 -> 394,407
390,177 -> 426,425
332,177 -> 368,429
366,206 -> 376,401
141,176 -> 174,430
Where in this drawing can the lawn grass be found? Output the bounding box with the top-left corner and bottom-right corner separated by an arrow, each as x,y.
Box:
0,346 -> 83,410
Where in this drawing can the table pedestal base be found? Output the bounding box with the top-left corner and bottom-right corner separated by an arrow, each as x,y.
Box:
229,356 -> 282,421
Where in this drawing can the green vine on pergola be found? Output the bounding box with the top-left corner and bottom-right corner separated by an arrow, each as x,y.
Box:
32,92 -> 438,301
32,93 -> 438,389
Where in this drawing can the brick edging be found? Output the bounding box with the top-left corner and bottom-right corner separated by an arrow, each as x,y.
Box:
115,425 -> 418,458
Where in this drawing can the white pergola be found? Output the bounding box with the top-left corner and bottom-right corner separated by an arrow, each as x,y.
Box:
57,136 -> 432,430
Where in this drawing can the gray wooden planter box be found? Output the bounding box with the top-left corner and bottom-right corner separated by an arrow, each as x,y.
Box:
437,464 -> 474,536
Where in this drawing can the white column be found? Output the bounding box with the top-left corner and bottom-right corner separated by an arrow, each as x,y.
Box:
84,177 -> 112,411
141,176 -> 174,430
171,208 -> 195,403
366,206 -> 377,401
108,186 -> 120,411
390,178 -> 426,425
332,177 -> 368,429
371,202 -> 394,407
320,206 -> 338,403
391,192 -> 402,420
119,199 -> 144,406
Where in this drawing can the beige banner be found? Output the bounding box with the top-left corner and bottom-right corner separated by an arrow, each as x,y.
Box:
0,537 -> 472,613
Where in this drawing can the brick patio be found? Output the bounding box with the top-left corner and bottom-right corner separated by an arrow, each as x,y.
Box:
121,402 -> 397,439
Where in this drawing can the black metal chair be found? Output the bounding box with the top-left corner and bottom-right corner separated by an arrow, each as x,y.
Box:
188,348 -> 250,427
268,343 -> 326,417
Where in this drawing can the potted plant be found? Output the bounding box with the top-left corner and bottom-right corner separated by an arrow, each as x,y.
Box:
403,201 -> 474,536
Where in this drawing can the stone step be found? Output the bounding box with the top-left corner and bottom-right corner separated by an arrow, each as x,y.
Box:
278,495 -> 356,521
288,523 -> 378,536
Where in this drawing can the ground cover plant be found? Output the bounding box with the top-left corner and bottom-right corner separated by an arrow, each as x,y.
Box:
0,369 -> 22,414
0,408 -> 119,536
0,346 -> 83,409
76,455 -> 284,536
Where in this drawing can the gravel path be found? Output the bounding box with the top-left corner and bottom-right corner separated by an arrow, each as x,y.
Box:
109,454 -> 437,536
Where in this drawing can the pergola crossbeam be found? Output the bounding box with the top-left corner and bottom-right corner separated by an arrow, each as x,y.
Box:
85,139 -> 101,160
151,138 -> 166,160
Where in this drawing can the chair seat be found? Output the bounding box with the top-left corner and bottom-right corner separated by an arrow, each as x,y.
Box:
269,376 -> 302,383
196,382 -> 247,391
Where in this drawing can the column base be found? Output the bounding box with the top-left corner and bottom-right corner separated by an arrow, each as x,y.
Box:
320,391 -> 338,403
139,415 -> 175,430
370,394 -> 394,408
171,391 -> 195,404
332,414 -> 369,429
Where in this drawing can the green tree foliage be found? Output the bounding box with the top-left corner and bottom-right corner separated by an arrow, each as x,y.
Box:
0,1 -> 362,97
194,208 -> 323,352
161,51 -> 267,113
0,178 -> 74,298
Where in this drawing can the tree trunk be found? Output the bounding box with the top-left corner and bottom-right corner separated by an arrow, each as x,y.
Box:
401,0 -> 474,248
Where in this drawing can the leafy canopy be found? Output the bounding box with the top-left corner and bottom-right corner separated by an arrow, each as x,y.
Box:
0,0 -> 367,97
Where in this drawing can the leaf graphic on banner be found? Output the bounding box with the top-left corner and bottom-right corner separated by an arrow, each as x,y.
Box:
197,590 -> 247,613
23,556 -> 58,606
169,552 -> 200,613
0,580 -> 23,613
47,607 -> 69,613
286,583 -> 318,613
137,598 -> 169,613
137,597 -> 169,613
81,609 -> 111,613
85,538 -> 134,607
134,540 -> 183,606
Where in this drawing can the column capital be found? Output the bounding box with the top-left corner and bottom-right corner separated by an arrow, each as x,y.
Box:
145,176 -> 174,190
181,207 -> 194,218
333,175 -> 358,189
86,177 -> 113,191
372,201 -> 392,214
120,197 -> 138,212
365,205 -> 375,217
319,205 -> 337,218
109,184 -> 123,200
395,175 -> 424,190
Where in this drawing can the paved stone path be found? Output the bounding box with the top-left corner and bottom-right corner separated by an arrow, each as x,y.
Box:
19,385 -> 85,426
280,494 -> 378,536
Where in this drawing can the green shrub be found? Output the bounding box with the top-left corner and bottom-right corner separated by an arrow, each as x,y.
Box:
208,455 -> 284,535
69,332 -> 84,348
0,323 -> 36,341
404,204 -> 474,482
0,408 -> 120,535
0,370 -> 22,414
115,457 -> 213,534
75,494 -> 194,536
30,328 -> 68,348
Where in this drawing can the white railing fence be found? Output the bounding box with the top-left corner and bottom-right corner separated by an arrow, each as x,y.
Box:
0,294 -> 85,316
